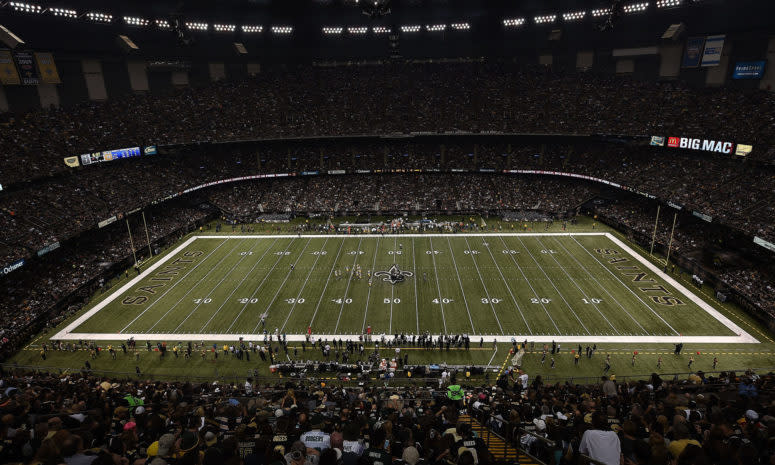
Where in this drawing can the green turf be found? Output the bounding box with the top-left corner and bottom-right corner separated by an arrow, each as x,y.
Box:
64,232 -> 733,338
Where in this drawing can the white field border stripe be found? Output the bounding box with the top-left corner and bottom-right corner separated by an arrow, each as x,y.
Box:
195,233 -> 609,239
462,237 -> 503,334
51,236 -> 201,340
52,233 -> 760,343
534,237 -> 620,335
604,233 -> 757,343
389,237 -> 396,334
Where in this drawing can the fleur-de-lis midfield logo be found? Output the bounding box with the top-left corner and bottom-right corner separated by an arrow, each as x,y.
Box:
373,264 -> 414,285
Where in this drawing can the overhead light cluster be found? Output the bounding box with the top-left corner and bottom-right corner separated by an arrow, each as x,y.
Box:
450,22 -> 470,30
426,24 -> 446,32
124,16 -> 149,27
401,25 -> 421,33
323,26 -> 344,34
656,0 -> 682,7
272,26 -> 293,34
348,26 -> 368,34
372,26 -> 391,34
186,22 -> 208,31
214,24 -> 236,32
8,2 -> 42,14
156,19 -> 171,29
242,25 -> 263,33
87,12 -> 113,23
503,18 -> 525,27
563,11 -> 586,21
623,2 -> 650,13
50,8 -> 77,18
591,8 -> 612,17
534,15 -> 557,24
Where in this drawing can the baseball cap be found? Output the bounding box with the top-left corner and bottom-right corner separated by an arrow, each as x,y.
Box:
157,434 -> 176,456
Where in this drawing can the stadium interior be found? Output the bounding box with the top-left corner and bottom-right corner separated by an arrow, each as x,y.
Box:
1,1 -> 775,465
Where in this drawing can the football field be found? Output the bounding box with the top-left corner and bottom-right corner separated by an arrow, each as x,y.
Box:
52,233 -> 755,344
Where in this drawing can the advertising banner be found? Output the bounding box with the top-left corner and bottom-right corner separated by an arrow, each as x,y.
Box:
13,51 -> 40,84
701,35 -> 725,67
1,259 -> 25,276
34,52 -> 61,83
732,61 -> 766,79
0,50 -> 20,85
682,37 -> 705,68
37,241 -> 60,257
754,237 -> 775,253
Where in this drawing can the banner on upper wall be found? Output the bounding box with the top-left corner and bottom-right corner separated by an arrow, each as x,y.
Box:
0,50 -> 21,85
682,37 -> 705,68
12,51 -> 40,84
37,241 -> 60,257
660,135 -> 752,156
34,52 -> 61,84
754,237 -> 775,253
732,61 -> 766,79
64,156 -> 80,168
1,259 -> 25,276
701,35 -> 726,67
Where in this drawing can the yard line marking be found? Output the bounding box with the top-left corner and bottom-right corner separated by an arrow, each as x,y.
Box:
389,236 -> 397,334
361,237 -> 381,334
170,238 -> 266,332
445,237 -> 476,333
251,238 -> 312,333
515,236 -> 591,335
481,238 -> 532,334
497,236 -> 561,333
334,237 -> 363,333
120,239 -> 231,333
428,237 -> 448,333
200,238 -> 280,332
412,237 -> 419,335
281,237 -> 330,333
570,235 -> 679,336
553,237 -> 648,335
224,239 -> 296,333
462,237 -> 504,335
533,237 -> 620,335
309,238 -> 346,328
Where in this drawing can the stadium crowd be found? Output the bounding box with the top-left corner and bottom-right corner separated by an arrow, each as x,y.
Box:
1,62 -> 774,185
0,358 -> 772,465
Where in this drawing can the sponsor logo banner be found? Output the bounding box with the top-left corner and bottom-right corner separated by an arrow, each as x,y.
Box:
327,170 -> 346,175
98,216 -> 118,228
34,52 -> 61,84
355,170 -> 371,174
692,211 -> 713,222
143,145 -> 158,155
668,137 -> 735,154
13,51 -> 39,85
701,34 -> 725,67
64,156 -> 80,168
735,144 -> 753,157
650,136 -> 665,147
733,61 -> 766,79
479,168 -> 496,173
1,259 -> 25,276
37,241 -> 60,257
754,237 -> 775,253
666,201 -> 683,210
667,137 -> 679,148
0,50 -> 21,85
682,37 -> 705,68
301,171 -> 319,176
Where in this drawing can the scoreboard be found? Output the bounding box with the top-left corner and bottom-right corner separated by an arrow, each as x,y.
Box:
79,147 -> 142,166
